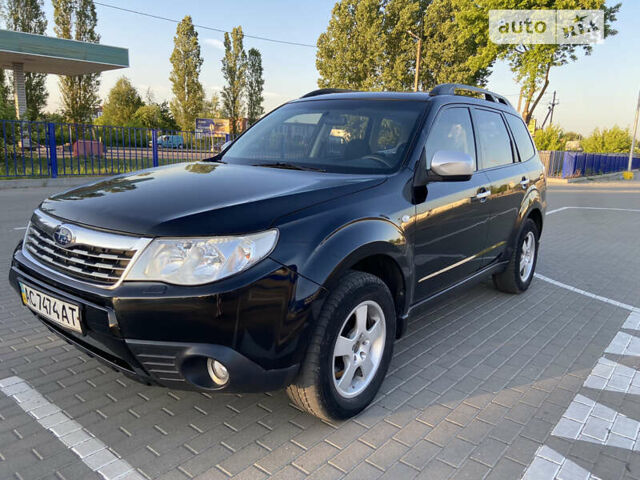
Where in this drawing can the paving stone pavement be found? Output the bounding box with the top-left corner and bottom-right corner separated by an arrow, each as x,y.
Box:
0,181 -> 638,479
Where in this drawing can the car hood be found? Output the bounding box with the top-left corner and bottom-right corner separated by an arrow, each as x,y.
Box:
40,162 -> 384,236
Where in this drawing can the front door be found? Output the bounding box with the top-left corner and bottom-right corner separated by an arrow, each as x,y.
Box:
413,107 -> 493,301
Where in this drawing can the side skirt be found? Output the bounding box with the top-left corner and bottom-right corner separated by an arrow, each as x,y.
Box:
399,260 -> 509,331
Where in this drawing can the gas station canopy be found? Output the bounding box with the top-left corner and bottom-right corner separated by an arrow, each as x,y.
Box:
0,29 -> 129,119
0,29 -> 128,75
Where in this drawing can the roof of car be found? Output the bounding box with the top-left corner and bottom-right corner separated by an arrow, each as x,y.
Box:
293,91 -> 431,102
294,84 -> 518,114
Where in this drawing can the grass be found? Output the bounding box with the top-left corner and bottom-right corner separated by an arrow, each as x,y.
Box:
0,152 -> 209,178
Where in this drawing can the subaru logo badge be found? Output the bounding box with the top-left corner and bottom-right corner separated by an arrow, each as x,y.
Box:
53,225 -> 74,247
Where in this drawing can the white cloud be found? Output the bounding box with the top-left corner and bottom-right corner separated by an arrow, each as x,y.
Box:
204,38 -> 224,50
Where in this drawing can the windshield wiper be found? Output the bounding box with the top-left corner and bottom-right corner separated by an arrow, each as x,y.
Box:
203,155 -> 226,164
253,162 -> 326,172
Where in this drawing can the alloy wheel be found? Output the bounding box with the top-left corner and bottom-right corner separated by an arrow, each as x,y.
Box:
519,231 -> 536,282
332,300 -> 386,399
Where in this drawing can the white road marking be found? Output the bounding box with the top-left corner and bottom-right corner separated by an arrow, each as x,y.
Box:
546,206 -> 640,215
522,309 -> 640,479
12,226 -> 27,230
0,376 -> 143,480
535,274 -> 640,313
546,206 -> 571,215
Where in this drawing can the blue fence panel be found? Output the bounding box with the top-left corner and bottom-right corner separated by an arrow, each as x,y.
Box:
598,154 -> 607,173
561,152 -> 575,178
0,118 -> 232,178
556,151 -> 640,178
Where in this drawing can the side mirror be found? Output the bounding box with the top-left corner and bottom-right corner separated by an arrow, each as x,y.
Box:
429,150 -> 474,181
220,140 -> 233,152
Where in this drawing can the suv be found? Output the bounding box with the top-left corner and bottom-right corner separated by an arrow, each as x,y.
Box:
10,84 -> 545,420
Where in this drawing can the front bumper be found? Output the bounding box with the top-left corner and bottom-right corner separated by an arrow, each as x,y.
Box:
10,247 -> 322,393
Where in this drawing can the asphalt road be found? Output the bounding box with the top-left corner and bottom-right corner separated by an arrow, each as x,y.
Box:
0,178 -> 638,480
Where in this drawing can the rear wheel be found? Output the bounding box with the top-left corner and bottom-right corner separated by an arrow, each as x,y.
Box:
286,271 -> 395,420
493,218 -> 539,293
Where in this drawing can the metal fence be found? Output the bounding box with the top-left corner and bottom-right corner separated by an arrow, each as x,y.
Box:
0,119 -> 231,178
539,150 -> 640,178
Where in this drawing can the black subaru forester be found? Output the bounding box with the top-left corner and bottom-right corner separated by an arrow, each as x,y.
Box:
10,84 -> 545,420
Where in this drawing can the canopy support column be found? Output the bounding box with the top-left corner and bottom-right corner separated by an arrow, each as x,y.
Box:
12,62 -> 26,119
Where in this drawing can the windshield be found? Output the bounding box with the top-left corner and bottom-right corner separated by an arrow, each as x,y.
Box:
221,99 -> 426,174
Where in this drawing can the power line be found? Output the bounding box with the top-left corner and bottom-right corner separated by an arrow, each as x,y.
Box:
93,1 -> 318,49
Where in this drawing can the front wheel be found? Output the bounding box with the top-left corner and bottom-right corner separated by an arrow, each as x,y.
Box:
493,218 -> 540,293
286,271 -> 396,420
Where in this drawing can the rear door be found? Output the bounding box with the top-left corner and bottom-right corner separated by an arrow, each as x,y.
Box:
505,112 -> 543,193
472,108 -> 526,263
413,106 -> 493,301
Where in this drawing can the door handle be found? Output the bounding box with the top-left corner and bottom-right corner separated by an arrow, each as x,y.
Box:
475,190 -> 491,201
520,177 -> 530,189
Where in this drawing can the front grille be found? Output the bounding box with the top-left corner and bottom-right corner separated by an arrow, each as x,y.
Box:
23,210 -> 148,287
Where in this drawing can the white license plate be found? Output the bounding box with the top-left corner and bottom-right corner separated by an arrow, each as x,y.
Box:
19,283 -> 82,333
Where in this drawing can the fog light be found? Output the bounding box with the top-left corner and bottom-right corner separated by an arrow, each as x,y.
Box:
207,358 -> 229,385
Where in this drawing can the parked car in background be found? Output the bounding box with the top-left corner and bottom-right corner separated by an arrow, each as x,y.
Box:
10,84 -> 546,420
154,134 -> 184,149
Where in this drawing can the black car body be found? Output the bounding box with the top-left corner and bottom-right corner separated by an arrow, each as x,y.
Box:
10,85 -> 545,418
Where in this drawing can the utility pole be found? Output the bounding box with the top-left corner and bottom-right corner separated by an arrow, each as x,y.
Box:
628,89 -> 640,173
407,30 -> 422,92
540,91 -> 559,129
549,91 -> 559,126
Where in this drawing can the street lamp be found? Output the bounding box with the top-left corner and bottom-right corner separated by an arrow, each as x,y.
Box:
625,89 -> 639,180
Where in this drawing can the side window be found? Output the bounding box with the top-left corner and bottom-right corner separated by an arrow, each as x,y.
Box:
505,113 -> 536,162
474,109 -> 514,169
425,108 -> 476,170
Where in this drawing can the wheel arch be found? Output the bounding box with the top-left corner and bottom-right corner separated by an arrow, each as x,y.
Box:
328,251 -> 408,339
527,206 -> 543,234
286,218 -> 413,338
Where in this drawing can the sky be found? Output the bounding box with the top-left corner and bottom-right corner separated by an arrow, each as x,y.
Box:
37,0 -> 640,136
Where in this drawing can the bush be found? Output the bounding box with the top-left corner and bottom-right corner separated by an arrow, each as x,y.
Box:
581,126 -> 633,154
533,125 -> 566,151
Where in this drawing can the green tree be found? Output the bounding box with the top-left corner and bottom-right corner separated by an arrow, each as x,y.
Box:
246,48 -> 264,124
563,131 -> 583,142
221,26 -> 247,135
316,0 -> 494,91
316,0 -> 618,104
96,76 -> 143,126
133,103 -> 178,130
420,0 -> 494,89
0,70 -> 14,119
581,126 -> 634,154
3,0 -> 48,119
533,125 -> 566,151
199,91 -> 221,119
169,15 -> 204,131
53,0 -> 101,123
316,0 -> 497,90
316,0 -> 385,90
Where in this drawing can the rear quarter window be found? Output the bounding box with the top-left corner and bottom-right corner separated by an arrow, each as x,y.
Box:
505,114 -> 536,162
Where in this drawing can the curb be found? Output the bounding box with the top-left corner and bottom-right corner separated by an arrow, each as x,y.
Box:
547,169 -> 639,184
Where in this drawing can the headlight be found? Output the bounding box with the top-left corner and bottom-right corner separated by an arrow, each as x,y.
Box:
125,230 -> 278,285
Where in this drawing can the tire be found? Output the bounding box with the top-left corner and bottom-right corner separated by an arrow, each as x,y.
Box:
286,271 -> 396,420
493,218 -> 540,294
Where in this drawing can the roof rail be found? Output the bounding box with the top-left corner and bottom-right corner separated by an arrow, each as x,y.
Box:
429,83 -> 513,107
301,88 -> 356,98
